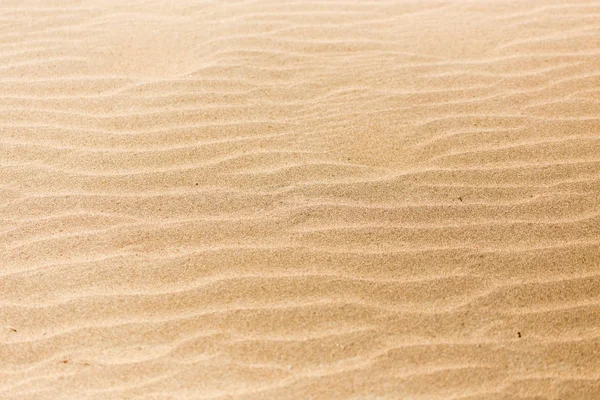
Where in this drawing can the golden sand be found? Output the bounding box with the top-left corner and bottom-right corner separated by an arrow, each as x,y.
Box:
2,0 -> 600,398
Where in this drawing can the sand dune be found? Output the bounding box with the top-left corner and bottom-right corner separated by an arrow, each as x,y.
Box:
2,0 -> 600,398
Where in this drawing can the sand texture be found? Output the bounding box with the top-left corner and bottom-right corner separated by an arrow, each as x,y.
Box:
2,0 -> 600,399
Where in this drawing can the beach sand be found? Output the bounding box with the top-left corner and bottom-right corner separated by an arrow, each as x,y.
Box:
2,0 -> 600,398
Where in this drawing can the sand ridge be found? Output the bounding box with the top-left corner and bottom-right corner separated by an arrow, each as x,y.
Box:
1,0 -> 600,399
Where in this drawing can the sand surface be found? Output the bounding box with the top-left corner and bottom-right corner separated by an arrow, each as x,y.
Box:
2,0 -> 600,399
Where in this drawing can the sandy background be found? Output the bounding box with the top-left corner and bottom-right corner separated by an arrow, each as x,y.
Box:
2,0 -> 600,399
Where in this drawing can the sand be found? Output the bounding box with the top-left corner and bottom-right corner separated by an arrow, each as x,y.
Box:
1,0 -> 600,399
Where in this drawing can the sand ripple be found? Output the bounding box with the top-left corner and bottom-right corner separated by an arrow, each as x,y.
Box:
1,0 -> 600,399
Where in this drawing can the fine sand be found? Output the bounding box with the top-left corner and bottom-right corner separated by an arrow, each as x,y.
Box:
2,1 -> 600,399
